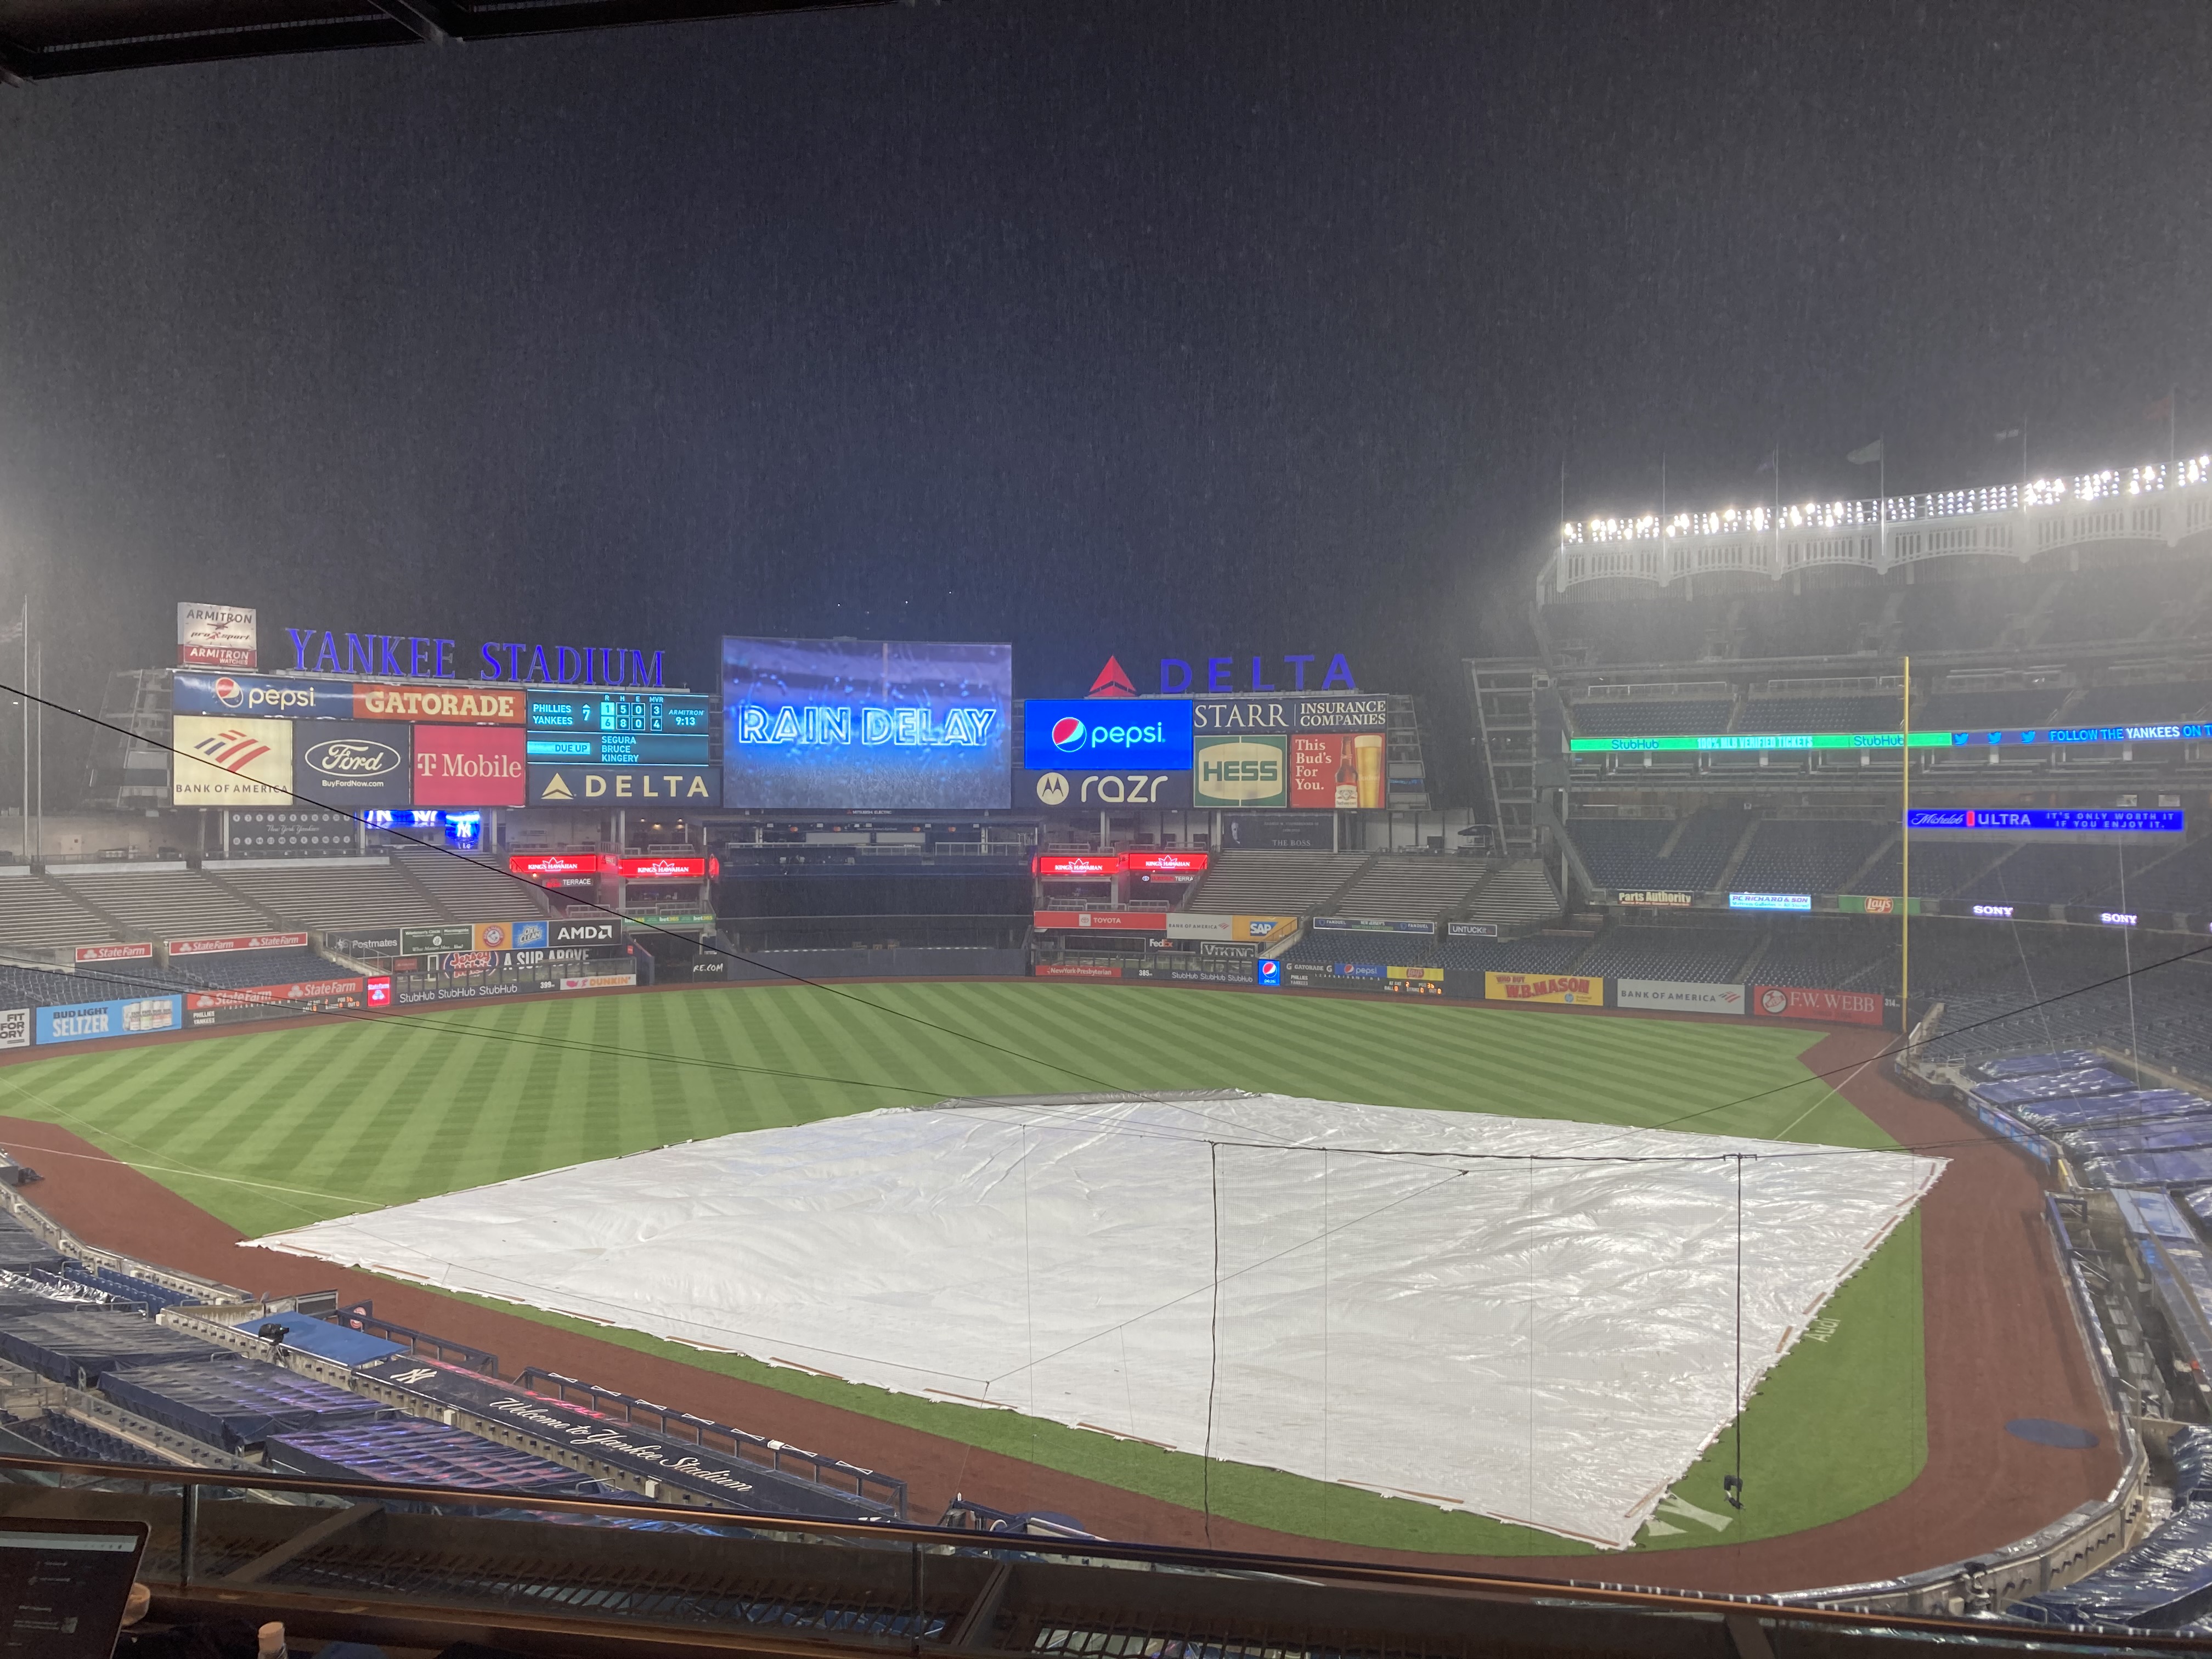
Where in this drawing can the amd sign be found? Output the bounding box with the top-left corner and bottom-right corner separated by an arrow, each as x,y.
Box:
549,918 -> 620,948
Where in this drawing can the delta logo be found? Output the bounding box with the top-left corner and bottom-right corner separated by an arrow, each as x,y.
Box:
1086,657 -> 1137,698
194,727 -> 272,774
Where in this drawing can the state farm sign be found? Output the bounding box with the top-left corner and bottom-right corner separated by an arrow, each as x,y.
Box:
414,725 -> 525,806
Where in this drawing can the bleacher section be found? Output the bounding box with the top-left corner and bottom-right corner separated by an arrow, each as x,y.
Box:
1568,699 -> 1732,737
2078,836 -> 2212,915
48,866 -> 278,940
212,860 -> 451,930
2067,681 -> 2212,725
1573,926 -> 1754,984
1183,851 -> 1370,916
1726,821 -> 1891,897
1740,695 -> 1901,733
1917,688 -> 2068,730
0,871 -> 116,949
1325,857 -> 1489,923
1566,812 -> 1746,895
1434,934 -> 1589,975
1750,924 -> 1897,990
1853,839 -> 2005,900
396,849 -> 552,922
1459,860 -> 1561,928
0,962 -> 104,1011
1954,845 -> 2131,908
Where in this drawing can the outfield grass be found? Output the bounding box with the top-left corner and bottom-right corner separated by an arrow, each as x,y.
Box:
0,981 -> 1925,1555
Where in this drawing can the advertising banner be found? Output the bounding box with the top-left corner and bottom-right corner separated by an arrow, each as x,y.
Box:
174,671 -> 348,720
1384,966 -> 1445,996
1485,972 -> 1604,1005
1033,854 -> 1121,878
400,925 -> 477,955
724,637 -> 1012,810
1197,940 -> 1261,960
549,918 -> 622,949
1728,892 -> 1813,912
1222,812 -> 1333,850
1311,917 -> 1435,934
184,979 -> 363,1014
1192,695 -> 1389,733
1838,894 -> 1923,915
414,726 -> 526,808
0,1009 -> 27,1050
294,721 -> 412,808
172,716 -> 295,807
1021,699 -> 1194,773
323,929 -> 403,956
510,854 -> 605,882
37,996 -> 182,1045
1015,769 -> 1192,808
527,764 -> 719,807
560,973 -> 636,991
1034,962 -> 1125,979
177,602 -> 256,669
1032,910 -> 1168,934
224,809 -> 357,859
354,684 -> 526,723
472,922 -> 518,952
1164,913 -> 1297,943
165,932 -> 312,956
1617,890 -> 1696,907
611,856 -> 713,881
365,976 -> 392,1007
1125,851 -> 1207,876
1195,734 -> 1288,808
75,943 -> 153,963
1752,985 -> 1886,1026
1444,921 -> 1499,938
1288,733 -> 1386,809
1130,964 -> 1254,985
1616,980 -> 1746,1016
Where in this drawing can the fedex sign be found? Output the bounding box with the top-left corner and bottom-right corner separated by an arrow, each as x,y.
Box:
1022,700 -> 1193,771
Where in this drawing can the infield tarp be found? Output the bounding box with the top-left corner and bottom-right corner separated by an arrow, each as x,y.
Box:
252,1093 -> 1945,1550
1972,1068 -> 2137,1108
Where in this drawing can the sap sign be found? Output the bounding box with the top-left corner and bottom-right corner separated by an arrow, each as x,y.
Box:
1022,700 -> 1193,772
37,996 -> 183,1045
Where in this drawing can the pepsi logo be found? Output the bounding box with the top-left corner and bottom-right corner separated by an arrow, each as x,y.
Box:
1051,716 -> 1086,752
214,676 -> 244,707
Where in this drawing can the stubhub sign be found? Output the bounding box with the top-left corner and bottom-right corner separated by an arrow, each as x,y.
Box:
1022,699 -> 1193,771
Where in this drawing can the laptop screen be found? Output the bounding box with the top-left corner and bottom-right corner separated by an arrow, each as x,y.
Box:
0,1516 -> 148,1658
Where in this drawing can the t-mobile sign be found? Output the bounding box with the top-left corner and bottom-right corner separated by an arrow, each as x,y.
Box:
414,725 -> 525,806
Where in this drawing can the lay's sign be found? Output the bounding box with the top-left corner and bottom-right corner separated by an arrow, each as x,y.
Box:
1485,972 -> 1604,1006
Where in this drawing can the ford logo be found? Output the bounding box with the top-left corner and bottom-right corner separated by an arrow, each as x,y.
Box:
305,738 -> 400,777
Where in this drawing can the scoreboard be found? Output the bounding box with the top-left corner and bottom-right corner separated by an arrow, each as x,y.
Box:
526,692 -> 713,734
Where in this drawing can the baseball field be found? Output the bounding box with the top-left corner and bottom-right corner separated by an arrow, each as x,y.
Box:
0,980 -> 1926,1558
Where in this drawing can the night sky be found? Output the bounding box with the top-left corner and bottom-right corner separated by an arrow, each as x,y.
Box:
0,0 -> 2207,799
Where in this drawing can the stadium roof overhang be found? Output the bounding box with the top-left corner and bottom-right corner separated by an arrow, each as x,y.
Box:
0,0 -> 880,82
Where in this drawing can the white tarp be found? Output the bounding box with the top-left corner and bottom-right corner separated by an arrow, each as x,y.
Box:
251,1093 -> 1942,1548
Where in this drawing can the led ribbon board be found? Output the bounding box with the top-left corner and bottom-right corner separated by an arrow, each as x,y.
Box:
1571,724 -> 2212,753
1906,808 -> 2184,833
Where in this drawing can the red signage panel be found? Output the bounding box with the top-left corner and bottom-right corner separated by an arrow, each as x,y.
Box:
1033,854 -> 1124,877
414,725 -> 526,807
1752,985 -> 1886,1026
612,856 -> 711,880
75,943 -> 154,963
1124,851 -> 1209,874
185,978 -> 363,1012
166,932 -> 312,956
1032,910 -> 1169,934
365,975 -> 393,1008
509,854 -> 610,879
